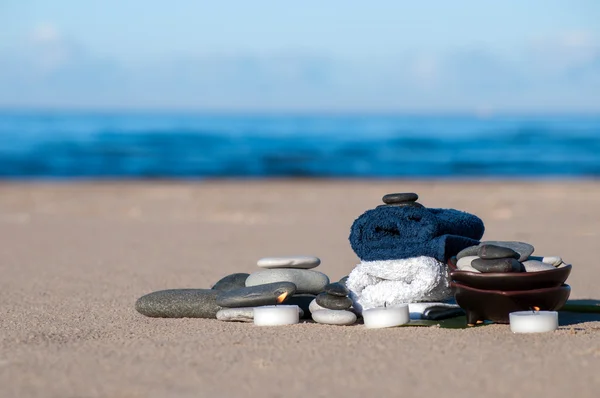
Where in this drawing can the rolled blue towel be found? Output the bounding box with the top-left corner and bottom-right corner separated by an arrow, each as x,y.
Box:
349,206 -> 485,262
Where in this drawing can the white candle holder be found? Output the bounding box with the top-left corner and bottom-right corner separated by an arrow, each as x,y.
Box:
254,305 -> 300,326
363,304 -> 410,329
509,310 -> 558,333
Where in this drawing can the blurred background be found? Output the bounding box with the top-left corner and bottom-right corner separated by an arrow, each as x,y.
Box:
1,0 -> 599,179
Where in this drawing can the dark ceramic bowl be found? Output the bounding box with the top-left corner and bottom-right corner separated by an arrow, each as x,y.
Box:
448,257 -> 572,291
451,282 -> 571,324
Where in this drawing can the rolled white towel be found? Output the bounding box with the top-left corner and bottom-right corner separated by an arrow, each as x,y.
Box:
347,256 -> 453,314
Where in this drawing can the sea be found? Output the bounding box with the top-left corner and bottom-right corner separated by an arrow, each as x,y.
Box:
1,111 -> 599,179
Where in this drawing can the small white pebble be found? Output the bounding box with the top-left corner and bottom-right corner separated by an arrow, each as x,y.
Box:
542,256 -> 563,267
312,309 -> 357,325
457,256 -> 479,270
458,265 -> 481,273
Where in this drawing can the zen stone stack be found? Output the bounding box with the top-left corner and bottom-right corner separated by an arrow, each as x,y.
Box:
217,256 -> 327,322
309,282 -> 357,326
455,241 -> 568,274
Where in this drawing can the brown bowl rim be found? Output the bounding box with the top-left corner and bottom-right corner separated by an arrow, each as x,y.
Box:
448,257 -> 572,278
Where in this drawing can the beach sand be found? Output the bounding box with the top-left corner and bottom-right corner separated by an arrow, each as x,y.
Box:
1,180 -> 599,398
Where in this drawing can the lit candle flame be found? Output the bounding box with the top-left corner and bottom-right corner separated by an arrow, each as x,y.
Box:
533,306 -> 540,312
276,291 -> 288,304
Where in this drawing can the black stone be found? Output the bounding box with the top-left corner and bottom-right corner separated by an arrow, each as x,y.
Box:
285,294 -> 316,319
338,276 -> 349,287
324,282 -> 349,297
477,244 -> 519,260
456,245 -> 480,259
316,292 -> 353,310
211,273 -> 250,291
216,282 -> 297,308
377,202 -> 424,209
135,289 -> 222,318
471,258 -> 521,273
480,241 -> 534,262
382,192 -> 419,204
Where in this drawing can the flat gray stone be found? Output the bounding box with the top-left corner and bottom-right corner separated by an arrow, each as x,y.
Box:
216,282 -> 297,307
211,273 -> 250,291
284,294 -> 316,319
257,256 -> 320,269
309,298 -> 326,313
338,276 -> 349,287
480,241 -> 534,261
312,309 -> 357,325
316,292 -> 353,310
246,269 -> 330,294
456,256 -> 479,270
216,307 -> 255,322
472,258 -> 521,273
324,282 -> 349,297
477,244 -> 519,260
135,289 -> 221,318
216,306 -> 304,322
522,260 -> 557,272
456,245 -> 479,260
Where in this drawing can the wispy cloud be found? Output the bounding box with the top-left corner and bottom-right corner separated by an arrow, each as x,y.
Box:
1,26 -> 599,112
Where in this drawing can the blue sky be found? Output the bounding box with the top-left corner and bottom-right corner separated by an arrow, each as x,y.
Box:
1,0 -> 599,112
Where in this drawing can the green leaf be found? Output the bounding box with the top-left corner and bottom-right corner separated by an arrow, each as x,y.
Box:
401,316 -> 492,329
560,300 -> 600,314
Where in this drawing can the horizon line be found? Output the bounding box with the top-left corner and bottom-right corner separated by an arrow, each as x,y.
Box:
2,106 -> 600,118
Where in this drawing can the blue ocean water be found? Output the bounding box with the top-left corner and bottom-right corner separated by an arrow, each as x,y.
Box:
1,111 -> 599,178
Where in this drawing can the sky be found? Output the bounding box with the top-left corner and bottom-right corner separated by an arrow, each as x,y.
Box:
1,0 -> 600,112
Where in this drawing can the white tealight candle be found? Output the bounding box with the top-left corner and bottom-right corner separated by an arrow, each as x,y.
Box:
363,304 -> 410,329
254,305 -> 300,326
509,310 -> 558,333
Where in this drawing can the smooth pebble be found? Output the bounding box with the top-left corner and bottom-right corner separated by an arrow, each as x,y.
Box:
480,241 -> 534,261
458,265 -> 481,273
246,269 -> 330,294
257,256 -> 320,269
456,256 -> 479,270
316,292 -> 353,310
309,298 -> 326,313
543,256 -> 563,266
216,306 -> 303,322
472,258 -> 521,273
529,256 -> 563,266
312,309 -> 357,325
521,260 -> 557,272
382,192 -> 419,204
216,282 -> 297,307
377,202 -> 424,208
456,245 -> 480,260
216,307 -> 254,322
135,289 -> 221,318
478,244 -> 519,260
324,282 -> 349,297
211,273 -> 250,291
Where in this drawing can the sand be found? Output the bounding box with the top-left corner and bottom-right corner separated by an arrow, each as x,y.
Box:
1,180 -> 599,398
